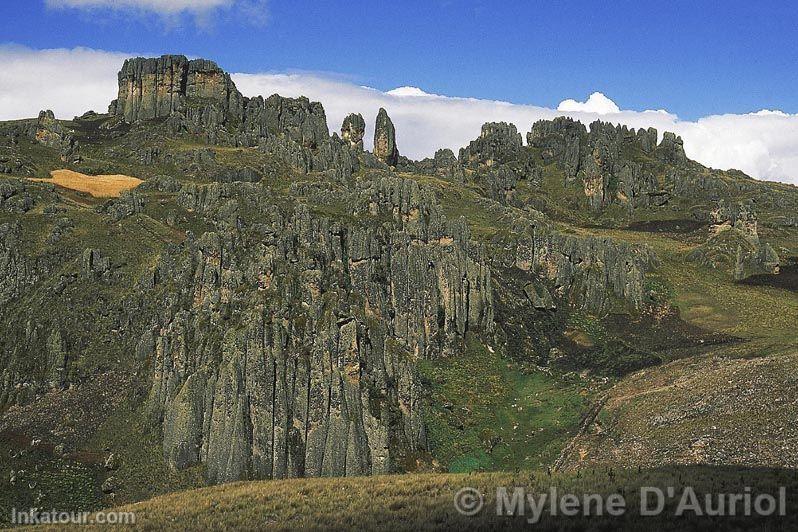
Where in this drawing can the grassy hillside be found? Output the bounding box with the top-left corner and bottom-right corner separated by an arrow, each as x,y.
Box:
41,466 -> 798,531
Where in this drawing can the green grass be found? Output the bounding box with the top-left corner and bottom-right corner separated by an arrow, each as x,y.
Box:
0,437 -> 103,524
569,225 -> 798,345
86,396 -> 206,506
419,335 -> 590,472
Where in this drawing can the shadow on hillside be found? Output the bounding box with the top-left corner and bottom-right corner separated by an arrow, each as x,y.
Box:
738,257 -> 798,292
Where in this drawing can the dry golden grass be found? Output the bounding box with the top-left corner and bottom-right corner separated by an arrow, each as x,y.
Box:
30,169 -> 142,198
30,468 -> 798,531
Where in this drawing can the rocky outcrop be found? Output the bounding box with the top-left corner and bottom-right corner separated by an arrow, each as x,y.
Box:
112,56 -> 242,124
709,200 -> 758,238
0,179 -> 35,213
484,166 -> 519,204
30,110 -> 80,163
527,117 -> 585,178
0,146 -> 36,176
656,131 -> 687,166
687,200 -> 780,280
341,113 -> 366,150
527,118 -> 685,209
110,55 -> 363,179
147,176 -> 493,482
373,109 -> 398,166
258,130 -> 358,179
81,249 -> 111,279
0,221 -> 35,306
735,242 -> 780,281
459,122 -> 523,168
241,95 -> 329,149
509,218 -> 658,313
415,149 -> 465,182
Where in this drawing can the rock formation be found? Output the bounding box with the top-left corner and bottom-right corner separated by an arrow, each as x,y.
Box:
373,108 -> 398,166
30,110 -> 80,163
341,113 -> 366,150
147,175 -> 493,482
656,131 -> 688,166
111,55 -> 242,124
10,53 -> 798,503
460,122 -> 523,167
687,200 -> 780,280
526,118 -> 691,209
508,216 -> 658,313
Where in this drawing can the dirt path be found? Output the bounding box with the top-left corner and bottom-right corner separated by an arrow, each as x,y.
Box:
553,395 -> 607,471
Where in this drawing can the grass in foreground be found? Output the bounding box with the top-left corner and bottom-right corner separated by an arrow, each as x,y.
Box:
34,466 -> 798,531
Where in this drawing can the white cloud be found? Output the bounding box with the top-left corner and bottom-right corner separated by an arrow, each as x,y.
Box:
45,0 -> 269,25
47,0 -> 230,14
557,92 -> 621,114
2,45 -> 798,185
0,45 -> 127,121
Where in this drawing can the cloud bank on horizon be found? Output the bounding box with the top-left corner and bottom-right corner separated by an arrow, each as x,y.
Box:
2,45 -> 798,185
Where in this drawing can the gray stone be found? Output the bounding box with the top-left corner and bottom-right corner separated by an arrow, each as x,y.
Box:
373,108 -> 398,166
341,113 -> 366,150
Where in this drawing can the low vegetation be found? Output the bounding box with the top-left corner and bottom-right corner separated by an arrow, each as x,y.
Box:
60,466 -> 798,531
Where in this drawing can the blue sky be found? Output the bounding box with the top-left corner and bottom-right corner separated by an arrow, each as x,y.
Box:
2,0 -> 798,120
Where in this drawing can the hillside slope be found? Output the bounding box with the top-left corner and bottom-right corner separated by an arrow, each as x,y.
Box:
57,467 -> 798,531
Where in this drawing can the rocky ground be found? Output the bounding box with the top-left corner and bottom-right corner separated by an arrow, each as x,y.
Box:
562,345 -> 798,471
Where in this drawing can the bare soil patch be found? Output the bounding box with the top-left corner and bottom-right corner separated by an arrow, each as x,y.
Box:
30,169 -> 142,198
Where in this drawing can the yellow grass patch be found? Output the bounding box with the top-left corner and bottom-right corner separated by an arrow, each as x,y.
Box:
30,169 -> 143,198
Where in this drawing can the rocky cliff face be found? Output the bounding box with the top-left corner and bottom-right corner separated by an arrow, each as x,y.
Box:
144,175 -> 493,482
528,117 -> 682,209
510,218 -> 658,313
111,55 -> 242,125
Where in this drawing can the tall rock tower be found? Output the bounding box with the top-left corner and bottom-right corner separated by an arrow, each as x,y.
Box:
373,108 -> 398,166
